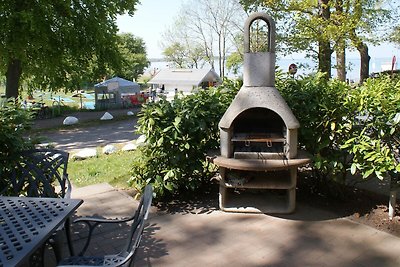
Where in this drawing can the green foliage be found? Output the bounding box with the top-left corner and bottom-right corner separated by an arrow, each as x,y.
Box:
0,0 -> 140,98
240,0 -> 395,80
162,39 -> 206,69
115,33 -> 149,81
341,76 -> 400,187
278,73 -> 400,190
390,25 -> 400,44
130,80 -> 240,199
277,73 -> 353,183
0,99 -> 34,187
162,42 -> 188,68
226,52 -> 243,75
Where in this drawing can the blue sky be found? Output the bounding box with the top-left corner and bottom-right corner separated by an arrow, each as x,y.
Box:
116,0 -> 399,60
117,0 -> 187,59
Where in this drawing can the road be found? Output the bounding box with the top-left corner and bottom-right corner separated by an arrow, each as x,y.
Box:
34,111 -> 140,152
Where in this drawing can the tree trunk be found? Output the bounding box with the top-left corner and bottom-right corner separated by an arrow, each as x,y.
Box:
318,40 -> 332,78
336,46 -> 346,82
218,34 -> 224,78
358,43 -> 370,83
335,0 -> 346,82
6,58 -> 22,99
318,0 -> 331,79
348,1 -> 370,84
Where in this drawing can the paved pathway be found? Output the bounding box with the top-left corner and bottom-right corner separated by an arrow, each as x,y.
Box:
32,109 -> 140,152
33,109 -> 139,130
38,119 -> 139,152
51,183 -> 400,267
34,110 -> 400,266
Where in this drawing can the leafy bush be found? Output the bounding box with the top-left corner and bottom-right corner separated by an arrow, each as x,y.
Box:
278,73 -> 400,191
278,73 -> 353,184
341,76 -> 400,188
130,73 -> 400,199
0,99 -> 34,189
129,80 -> 240,199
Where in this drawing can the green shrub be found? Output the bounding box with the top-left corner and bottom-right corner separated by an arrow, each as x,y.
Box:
129,80 -> 240,199
130,73 -> 400,199
0,99 -> 35,188
279,73 -> 400,191
278,73 -> 354,184
341,76 -> 400,188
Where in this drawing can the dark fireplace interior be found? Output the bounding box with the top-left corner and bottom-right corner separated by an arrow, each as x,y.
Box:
233,108 -> 285,135
232,108 -> 286,156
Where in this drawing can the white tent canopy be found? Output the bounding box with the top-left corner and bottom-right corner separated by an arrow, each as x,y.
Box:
94,77 -> 140,94
94,77 -> 141,109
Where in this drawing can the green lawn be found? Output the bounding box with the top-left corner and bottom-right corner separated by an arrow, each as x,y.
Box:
68,149 -> 138,189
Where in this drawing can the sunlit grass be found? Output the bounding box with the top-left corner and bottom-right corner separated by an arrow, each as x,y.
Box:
68,149 -> 138,189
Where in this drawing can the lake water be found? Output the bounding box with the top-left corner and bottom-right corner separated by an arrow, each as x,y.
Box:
278,57 -> 397,82
148,56 -> 397,83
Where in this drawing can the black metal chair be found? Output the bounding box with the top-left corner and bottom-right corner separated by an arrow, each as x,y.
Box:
2,148 -> 71,198
0,148 -> 73,261
57,184 -> 153,267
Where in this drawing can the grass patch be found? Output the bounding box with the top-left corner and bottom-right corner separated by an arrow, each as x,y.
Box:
68,149 -> 138,188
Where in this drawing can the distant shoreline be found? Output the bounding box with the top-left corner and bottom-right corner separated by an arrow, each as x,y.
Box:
147,56 -> 398,82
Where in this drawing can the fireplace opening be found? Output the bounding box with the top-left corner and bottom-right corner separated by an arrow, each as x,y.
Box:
232,107 -> 285,135
231,108 -> 287,159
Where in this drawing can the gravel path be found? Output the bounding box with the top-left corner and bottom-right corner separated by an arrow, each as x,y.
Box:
32,109 -> 141,152
38,119 -> 140,152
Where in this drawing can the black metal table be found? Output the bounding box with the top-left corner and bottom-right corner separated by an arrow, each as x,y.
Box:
0,196 -> 83,267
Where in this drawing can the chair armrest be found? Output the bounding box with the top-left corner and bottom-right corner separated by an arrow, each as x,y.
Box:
73,215 -> 133,225
65,174 -> 72,199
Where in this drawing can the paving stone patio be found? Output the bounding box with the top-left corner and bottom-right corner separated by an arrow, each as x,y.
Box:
45,183 -> 400,267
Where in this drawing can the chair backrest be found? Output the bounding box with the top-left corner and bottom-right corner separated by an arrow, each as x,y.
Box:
2,148 -> 71,198
122,184 -> 153,265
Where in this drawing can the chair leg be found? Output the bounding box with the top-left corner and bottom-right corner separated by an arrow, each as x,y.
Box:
43,231 -> 65,263
52,232 -> 64,262
65,218 -> 75,256
47,219 -> 73,263
32,244 -> 45,267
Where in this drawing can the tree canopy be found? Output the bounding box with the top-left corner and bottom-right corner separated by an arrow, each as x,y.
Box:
161,0 -> 246,78
0,0 -> 140,98
239,0 -> 395,82
115,33 -> 149,81
390,26 -> 400,45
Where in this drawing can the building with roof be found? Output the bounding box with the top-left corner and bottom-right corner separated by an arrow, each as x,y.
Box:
148,68 -> 221,97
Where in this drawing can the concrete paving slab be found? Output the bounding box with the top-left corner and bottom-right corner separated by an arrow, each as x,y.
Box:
53,183 -> 400,267
34,108 -> 399,266
72,182 -> 115,197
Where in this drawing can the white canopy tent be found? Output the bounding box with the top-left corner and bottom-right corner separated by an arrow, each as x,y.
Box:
94,77 -> 140,109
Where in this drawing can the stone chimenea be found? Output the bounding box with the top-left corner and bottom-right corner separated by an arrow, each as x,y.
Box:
213,13 -> 310,213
